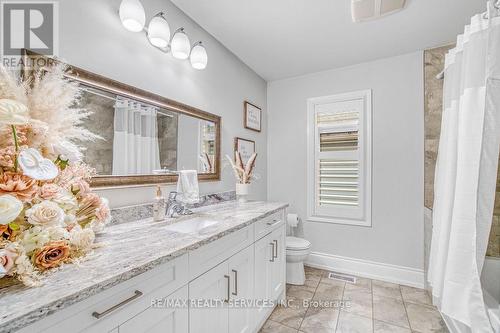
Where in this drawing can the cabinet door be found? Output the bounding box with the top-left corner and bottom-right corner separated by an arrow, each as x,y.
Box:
228,245 -> 255,333
254,233 -> 273,324
189,261 -> 229,333
119,286 -> 188,333
270,227 -> 286,300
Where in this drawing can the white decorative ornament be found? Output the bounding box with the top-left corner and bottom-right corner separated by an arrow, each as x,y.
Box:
18,148 -> 59,181
0,195 -> 23,225
0,99 -> 29,125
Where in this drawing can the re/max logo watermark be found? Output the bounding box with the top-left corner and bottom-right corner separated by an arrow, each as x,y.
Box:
1,1 -> 58,58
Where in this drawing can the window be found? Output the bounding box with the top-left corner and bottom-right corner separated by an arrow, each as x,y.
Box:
307,90 -> 372,226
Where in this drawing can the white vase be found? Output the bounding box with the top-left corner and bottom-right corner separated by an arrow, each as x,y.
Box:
235,183 -> 250,203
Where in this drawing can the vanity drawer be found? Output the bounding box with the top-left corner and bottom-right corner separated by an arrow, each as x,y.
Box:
254,210 -> 284,241
19,254 -> 188,333
189,224 -> 254,280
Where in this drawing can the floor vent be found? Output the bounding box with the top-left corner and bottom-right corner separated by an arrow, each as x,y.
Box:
328,272 -> 357,284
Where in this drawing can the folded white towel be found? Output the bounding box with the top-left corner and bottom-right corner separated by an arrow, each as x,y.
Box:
176,170 -> 199,204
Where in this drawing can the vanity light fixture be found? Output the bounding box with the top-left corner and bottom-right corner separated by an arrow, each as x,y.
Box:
171,28 -> 191,60
119,0 -> 146,32
147,12 -> 171,48
118,0 -> 208,70
190,42 -> 208,70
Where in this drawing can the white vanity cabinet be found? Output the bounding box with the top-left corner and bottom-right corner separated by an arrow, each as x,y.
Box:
118,285 -> 189,333
189,261 -> 229,333
18,255 -> 190,333
189,245 -> 255,333
269,226 -> 286,301
228,245 -> 255,333
253,216 -> 286,326
15,207 -> 286,333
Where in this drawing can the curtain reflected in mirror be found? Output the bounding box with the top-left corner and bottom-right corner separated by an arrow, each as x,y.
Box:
77,85 -> 216,176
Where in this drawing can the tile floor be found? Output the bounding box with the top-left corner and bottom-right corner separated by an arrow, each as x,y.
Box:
260,266 -> 448,333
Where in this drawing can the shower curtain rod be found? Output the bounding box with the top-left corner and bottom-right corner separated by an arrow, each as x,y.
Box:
80,87 -> 173,118
436,0 -> 500,80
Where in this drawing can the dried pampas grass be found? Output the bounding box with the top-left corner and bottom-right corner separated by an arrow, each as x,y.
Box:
226,152 -> 257,184
0,63 -> 101,159
27,65 -> 101,158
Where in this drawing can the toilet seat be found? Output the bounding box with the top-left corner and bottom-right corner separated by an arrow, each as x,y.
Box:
286,236 -> 311,251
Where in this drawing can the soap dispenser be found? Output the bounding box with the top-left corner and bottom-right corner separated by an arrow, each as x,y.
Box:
153,186 -> 166,221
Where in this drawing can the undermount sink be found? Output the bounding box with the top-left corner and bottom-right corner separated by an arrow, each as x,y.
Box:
163,216 -> 220,234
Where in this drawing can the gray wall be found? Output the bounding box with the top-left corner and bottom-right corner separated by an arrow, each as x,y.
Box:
267,52 -> 424,270
58,0 -> 267,207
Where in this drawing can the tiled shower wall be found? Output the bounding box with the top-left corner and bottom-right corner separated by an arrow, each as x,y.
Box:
424,45 -> 500,259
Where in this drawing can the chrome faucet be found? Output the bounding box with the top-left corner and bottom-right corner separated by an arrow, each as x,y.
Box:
166,191 -> 193,218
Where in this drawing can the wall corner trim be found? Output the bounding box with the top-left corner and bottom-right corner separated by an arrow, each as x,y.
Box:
306,251 -> 425,288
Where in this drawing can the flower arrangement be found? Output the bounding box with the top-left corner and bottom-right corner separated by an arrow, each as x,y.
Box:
225,152 -> 257,184
0,64 -> 108,286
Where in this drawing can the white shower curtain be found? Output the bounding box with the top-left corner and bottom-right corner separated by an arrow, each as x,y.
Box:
428,2 -> 500,331
112,98 -> 161,175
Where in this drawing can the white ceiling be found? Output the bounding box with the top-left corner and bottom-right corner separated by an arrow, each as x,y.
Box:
171,0 -> 487,81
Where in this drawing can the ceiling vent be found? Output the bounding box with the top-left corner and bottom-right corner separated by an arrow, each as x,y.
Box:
351,0 -> 406,22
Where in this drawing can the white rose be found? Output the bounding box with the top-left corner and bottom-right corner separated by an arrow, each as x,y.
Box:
26,201 -> 65,227
69,225 -> 95,250
52,140 -> 83,163
19,227 -> 50,253
0,99 -> 28,125
53,190 -> 78,213
0,195 -> 23,225
64,214 -> 76,226
46,226 -> 70,241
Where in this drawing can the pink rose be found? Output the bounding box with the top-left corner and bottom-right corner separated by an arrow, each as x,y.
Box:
0,249 -> 17,277
39,183 -> 61,200
95,198 -> 110,224
71,180 -> 90,196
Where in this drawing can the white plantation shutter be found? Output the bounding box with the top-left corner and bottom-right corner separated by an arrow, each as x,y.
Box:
307,90 -> 372,226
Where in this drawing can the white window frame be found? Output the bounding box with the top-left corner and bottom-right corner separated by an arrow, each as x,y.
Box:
307,89 -> 372,227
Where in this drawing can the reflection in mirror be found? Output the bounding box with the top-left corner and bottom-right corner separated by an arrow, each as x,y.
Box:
77,85 -> 216,176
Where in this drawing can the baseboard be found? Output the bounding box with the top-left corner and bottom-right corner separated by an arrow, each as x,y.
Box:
306,251 -> 425,288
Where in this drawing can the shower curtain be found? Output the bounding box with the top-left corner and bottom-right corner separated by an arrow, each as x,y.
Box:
112,98 -> 161,175
428,2 -> 500,331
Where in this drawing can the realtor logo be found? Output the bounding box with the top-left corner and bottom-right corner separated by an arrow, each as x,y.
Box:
1,1 -> 58,56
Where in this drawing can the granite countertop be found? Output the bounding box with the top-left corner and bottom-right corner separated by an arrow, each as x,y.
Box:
0,201 -> 288,333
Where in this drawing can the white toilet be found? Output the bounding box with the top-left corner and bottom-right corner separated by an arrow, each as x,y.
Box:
286,236 -> 312,285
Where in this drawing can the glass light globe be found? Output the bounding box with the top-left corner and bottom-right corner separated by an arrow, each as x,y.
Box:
119,0 -> 146,32
147,13 -> 170,48
171,28 -> 191,60
190,42 -> 208,70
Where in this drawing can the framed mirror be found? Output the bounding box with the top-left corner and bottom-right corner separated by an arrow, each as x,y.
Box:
21,49 -> 221,187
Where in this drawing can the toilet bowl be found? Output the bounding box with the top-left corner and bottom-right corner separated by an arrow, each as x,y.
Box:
286,236 -> 312,285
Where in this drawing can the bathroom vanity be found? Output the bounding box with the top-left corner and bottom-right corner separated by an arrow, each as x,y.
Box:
0,201 -> 287,333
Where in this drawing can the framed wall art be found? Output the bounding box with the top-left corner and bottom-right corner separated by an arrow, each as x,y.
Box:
234,137 -> 256,164
244,101 -> 262,132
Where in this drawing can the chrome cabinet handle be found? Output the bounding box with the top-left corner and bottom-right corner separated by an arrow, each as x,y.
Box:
266,219 -> 281,227
92,290 -> 143,319
273,239 -> 278,259
269,242 -> 275,262
224,275 -> 230,302
232,269 -> 238,296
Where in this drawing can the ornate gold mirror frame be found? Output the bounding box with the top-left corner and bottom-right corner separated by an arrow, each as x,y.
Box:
21,49 -> 221,187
